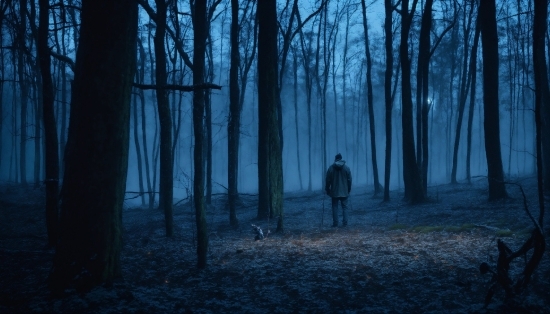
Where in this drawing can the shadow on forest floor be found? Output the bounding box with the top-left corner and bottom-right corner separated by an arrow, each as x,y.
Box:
0,177 -> 549,313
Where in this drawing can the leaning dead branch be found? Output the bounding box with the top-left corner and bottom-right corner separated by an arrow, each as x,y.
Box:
480,183 -> 546,307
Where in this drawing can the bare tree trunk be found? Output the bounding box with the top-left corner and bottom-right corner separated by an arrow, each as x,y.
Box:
257,0 -> 284,231
193,0 -> 209,268
59,67 -> 67,177
205,37 -> 213,205
18,0 -> 28,185
0,52 -> 3,173
315,4 -> 330,191
33,72 -> 43,188
466,20 -> 480,183
37,0 -> 60,248
538,4 -> 550,193
331,35 -> 339,152
342,8 -> 350,159
138,38 -> 154,209
383,0 -> 394,202
479,0 -> 507,200
533,0 -> 547,224
298,25 -> 313,192
53,7 -> 69,178
132,92 -> 145,206
361,0 -> 381,195
292,47 -> 303,190
417,0 -> 434,195
451,1 -> 475,184
399,0 -> 424,204
154,0 -> 174,236
49,0 -> 137,293
27,0 -> 41,188
10,59 -> 17,182
0,3 -> 6,172
227,0 -> 240,226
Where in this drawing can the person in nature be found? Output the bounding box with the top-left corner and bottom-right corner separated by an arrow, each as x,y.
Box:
325,153 -> 352,227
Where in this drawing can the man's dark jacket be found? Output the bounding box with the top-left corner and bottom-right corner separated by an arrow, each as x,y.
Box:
325,160 -> 352,198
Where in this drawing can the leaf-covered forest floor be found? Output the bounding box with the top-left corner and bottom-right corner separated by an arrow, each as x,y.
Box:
1,177 -> 549,313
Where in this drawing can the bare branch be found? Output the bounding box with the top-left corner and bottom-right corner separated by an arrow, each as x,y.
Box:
50,50 -> 75,71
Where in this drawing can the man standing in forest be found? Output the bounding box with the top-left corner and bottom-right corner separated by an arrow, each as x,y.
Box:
325,153 -> 352,227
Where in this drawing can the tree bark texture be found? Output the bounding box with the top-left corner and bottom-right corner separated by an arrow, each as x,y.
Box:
193,0 -> 209,269
479,0 -> 507,200
361,0 -> 381,196
154,0 -> 174,237
418,0 -> 433,195
466,19 -> 481,183
257,0 -> 284,231
18,0 -> 28,185
533,0 -> 550,193
451,2 -> 475,184
399,0 -> 424,203
383,0 -> 393,202
533,0 -> 548,223
49,0 -> 137,292
227,0 -> 240,227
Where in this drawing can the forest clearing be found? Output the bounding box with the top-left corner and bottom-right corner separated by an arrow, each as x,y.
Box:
1,176 -> 548,313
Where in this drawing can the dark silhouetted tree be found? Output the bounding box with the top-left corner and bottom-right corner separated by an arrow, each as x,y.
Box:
154,0 -> 174,237
361,0 -> 381,196
479,0 -> 506,200
533,0 -> 548,207
228,0 -> 240,227
466,18 -> 481,183
451,1 -> 476,184
49,0 -> 138,292
257,0 -> 284,231
383,0 -> 394,202
193,0 -> 209,268
37,0 -> 60,248
399,0 -> 424,203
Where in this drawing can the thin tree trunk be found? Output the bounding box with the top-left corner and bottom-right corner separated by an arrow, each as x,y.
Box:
132,91 -> 145,206
399,0 -> 424,203
292,47 -> 303,190
227,0 -> 240,226
0,3 -> 6,172
539,6 -> 550,193
154,0 -> 174,236
34,71 -> 43,188
479,0 -> 507,200
59,66 -> 67,177
533,0 -> 547,229
331,30 -> 339,152
298,25 -> 313,192
37,0 -> 60,247
18,0 -> 28,185
193,0 -> 209,268
139,37 -> 154,209
418,0 -> 434,194
205,24 -> 215,205
383,0 -> 394,202
451,1 -> 474,184
27,0 -> 41,188
361,0 -> 381,195
466,19 -> 480,183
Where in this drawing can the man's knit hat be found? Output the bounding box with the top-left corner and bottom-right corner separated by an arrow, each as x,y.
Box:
335,153 -> 342,161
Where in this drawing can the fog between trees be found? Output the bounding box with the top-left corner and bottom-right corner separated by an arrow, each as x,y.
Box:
0,0 -> 545,203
